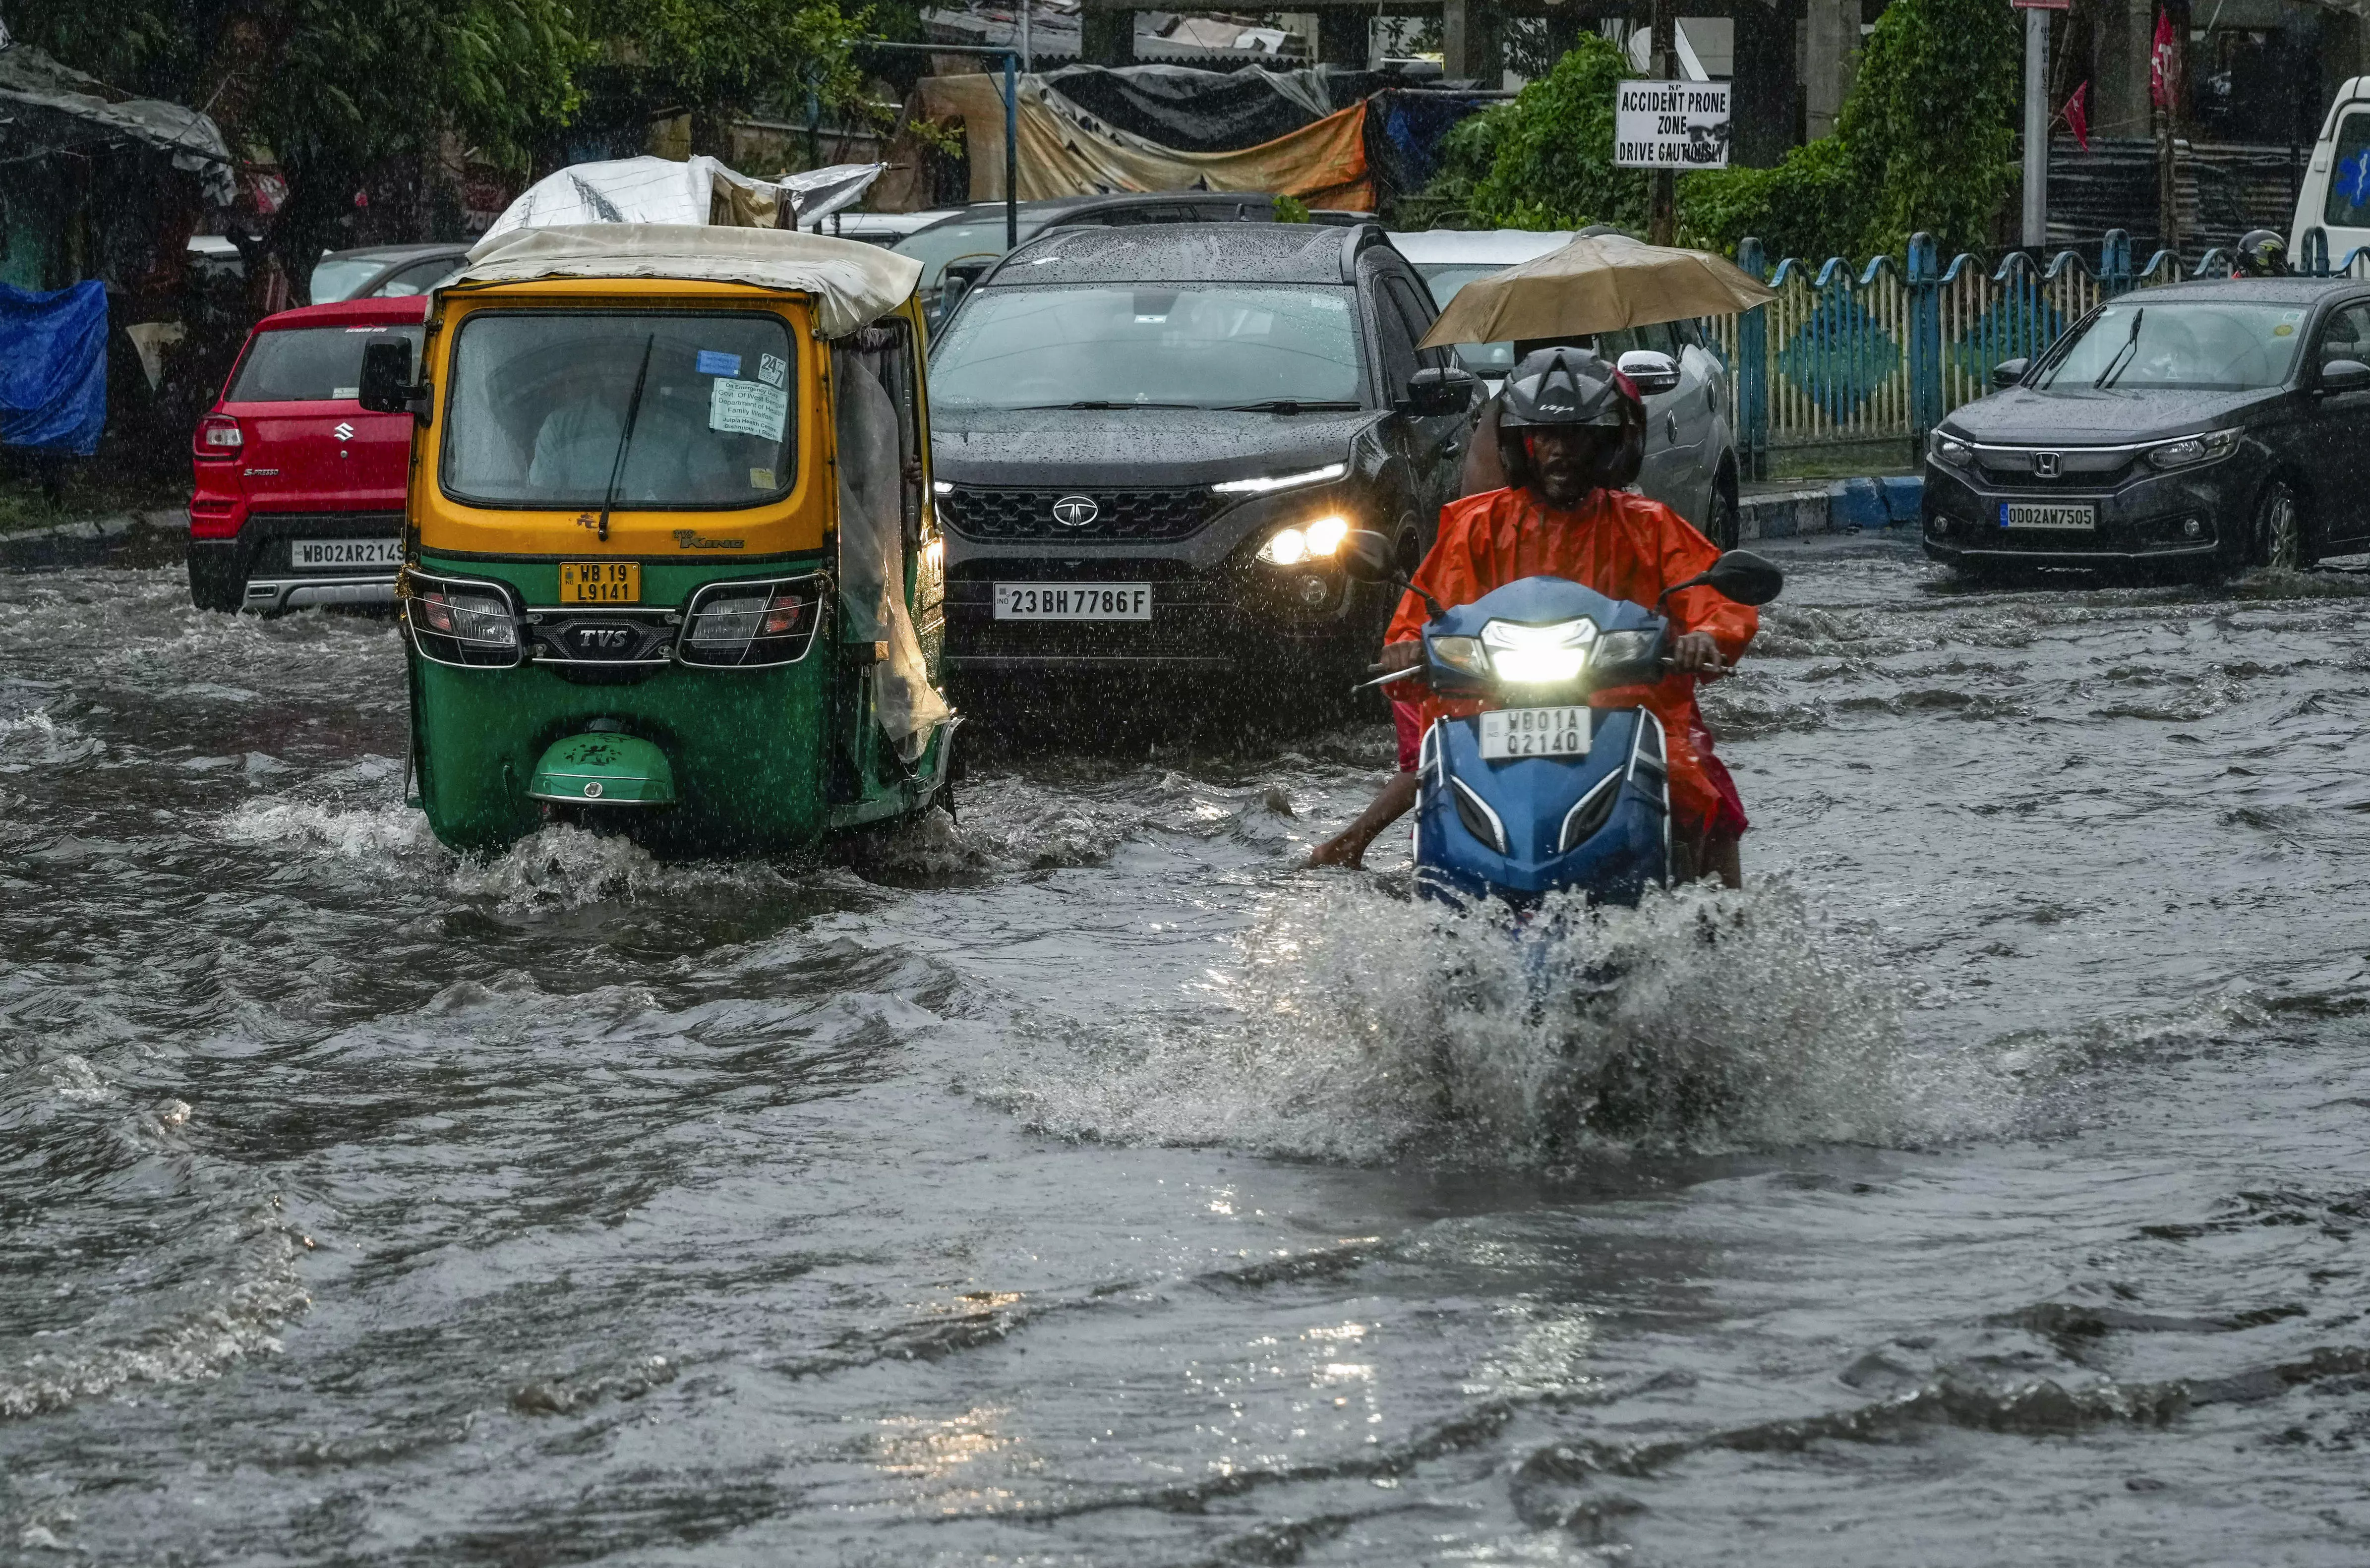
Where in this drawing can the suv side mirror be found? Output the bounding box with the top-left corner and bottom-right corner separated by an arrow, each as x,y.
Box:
2321,357 -> 2370,393
358,338 -> 413,414
1340,529 -> 1394,583
1616,349 -> 1682,396
1405,365 -> 1478,416
1992,356 -> 2030,388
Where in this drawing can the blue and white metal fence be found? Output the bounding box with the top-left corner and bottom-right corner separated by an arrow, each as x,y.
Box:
1705,229 -> 2265,473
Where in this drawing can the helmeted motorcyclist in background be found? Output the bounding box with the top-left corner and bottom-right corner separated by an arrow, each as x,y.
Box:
1307,347 -> 1757,883
2235,230 -> 2290,278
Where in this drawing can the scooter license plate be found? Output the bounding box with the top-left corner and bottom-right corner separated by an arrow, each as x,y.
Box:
1480,707 -> 1591,760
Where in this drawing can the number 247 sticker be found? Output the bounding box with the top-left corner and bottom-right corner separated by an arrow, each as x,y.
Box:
758,353 -> 788,388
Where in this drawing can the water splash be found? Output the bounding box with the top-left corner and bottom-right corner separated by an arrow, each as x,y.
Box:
988,878 -> 1966,1166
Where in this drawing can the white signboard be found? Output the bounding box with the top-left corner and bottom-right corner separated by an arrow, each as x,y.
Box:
1613,80 -> 1733,170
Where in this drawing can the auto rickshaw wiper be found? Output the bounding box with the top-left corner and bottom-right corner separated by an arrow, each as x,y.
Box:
1017,400 -> 1200,410
2094,308 -> 2143,390
598,334 -> 656,542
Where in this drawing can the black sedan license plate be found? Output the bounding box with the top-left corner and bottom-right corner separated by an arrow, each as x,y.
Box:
2000,502 -> 2095,531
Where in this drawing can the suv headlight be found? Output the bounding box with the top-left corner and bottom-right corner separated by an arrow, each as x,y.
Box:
1481,617 -> 1597,685
1928,432 -> 1974,467
404,574 -> 521,667
1256,514 -> 1350,566
1215,461 -> 1347,496
2146,429 -> 2240,468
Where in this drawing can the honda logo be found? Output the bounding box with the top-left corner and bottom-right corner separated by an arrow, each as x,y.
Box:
1050,495 -> 1100,527
2032,450 -> 2061,478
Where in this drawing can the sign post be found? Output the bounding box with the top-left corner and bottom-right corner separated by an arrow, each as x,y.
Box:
1613,80 -> 1733,174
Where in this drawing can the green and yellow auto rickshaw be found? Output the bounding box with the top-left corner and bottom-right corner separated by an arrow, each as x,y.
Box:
360,224 -> 955,854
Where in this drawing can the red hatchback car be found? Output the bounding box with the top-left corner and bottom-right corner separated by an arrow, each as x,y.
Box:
187,296 -> 426,613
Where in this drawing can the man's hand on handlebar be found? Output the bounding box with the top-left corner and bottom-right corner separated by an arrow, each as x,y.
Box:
1373,640 -> 1423,674
1668,631 -> 1725,674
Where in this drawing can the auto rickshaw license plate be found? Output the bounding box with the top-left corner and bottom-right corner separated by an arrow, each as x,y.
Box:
1480,707 -> 1591,760
559,562 -> 641,604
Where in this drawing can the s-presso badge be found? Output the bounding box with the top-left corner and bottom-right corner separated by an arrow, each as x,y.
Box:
1051,495 -> 1100,528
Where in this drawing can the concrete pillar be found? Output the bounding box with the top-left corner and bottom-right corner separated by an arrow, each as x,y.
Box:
1318,8 -> 1371,68
1731,0 -> 1801,166
1802,0 -> 1852,139
1082,7 -> 1134,65
1442,0 -> 1503,84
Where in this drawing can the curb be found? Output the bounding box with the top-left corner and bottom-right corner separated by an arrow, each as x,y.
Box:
0,511 -> 184,570
1739,475 -> 1923,541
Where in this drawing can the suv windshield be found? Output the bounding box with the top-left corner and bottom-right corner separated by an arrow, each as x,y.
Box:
441,313 -> 796,509
230,325 -> 425,402
2032,300 -> 2308,392
930,285 -> 1366,410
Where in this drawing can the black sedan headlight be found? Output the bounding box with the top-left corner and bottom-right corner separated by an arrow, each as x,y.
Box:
2146,429 -> 2240,469
1928,432 -> 1974,467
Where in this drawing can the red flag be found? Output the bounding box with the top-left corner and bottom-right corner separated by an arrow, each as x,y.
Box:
2062,81 -> 2090,150
2149,10 -> 2176,111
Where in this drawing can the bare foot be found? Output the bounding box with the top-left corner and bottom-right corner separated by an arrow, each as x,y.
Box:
1304,832 -> 1368,870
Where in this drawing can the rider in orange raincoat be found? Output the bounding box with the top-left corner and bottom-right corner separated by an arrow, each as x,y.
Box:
1308,346 -> 1757,882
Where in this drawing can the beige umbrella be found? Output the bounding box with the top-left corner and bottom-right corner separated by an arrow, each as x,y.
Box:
1419,232 -> 1777,350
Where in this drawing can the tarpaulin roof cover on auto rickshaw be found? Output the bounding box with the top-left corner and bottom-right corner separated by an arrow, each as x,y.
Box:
400,222 -> 952,854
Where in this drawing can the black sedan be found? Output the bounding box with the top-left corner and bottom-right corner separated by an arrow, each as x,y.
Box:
1922,277 -> 2370,575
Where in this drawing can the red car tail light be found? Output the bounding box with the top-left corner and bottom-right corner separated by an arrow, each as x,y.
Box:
194,413 -> 243,458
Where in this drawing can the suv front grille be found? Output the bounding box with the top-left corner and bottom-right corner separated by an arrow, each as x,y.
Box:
939,486 -> 1217,542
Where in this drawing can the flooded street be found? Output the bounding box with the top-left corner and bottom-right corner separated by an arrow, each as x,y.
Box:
8,534 -> 2370,1565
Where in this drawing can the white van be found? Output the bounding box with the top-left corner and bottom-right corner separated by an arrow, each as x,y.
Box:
2291,78 -> 2370,268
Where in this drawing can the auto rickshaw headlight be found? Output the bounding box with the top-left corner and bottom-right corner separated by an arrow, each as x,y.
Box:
679,577 -> 824,668
405,578 -> 522,667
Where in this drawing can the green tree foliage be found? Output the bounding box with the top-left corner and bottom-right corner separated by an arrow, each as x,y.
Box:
1458,37 -> 1647,232
1838,0 -> 2022,255
1419,0 -> 2022,262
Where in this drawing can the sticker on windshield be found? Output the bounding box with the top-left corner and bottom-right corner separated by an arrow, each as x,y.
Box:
696,349 -> 742,377
711,377 -> 788,441
2275,324 -> 2295,336
333,385 -> 358,399
758,352 -> 787,388
749,466 -> 775,489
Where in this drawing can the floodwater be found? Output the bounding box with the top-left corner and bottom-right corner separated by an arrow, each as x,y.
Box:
6,535 -> 2370,1565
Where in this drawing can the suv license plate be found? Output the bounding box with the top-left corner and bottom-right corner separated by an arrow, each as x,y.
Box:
2000,502 -> 2095,530
1480,707 -> 1592,760
994,583 -> 1151,621
560,562 -> 641,604
292,537 -> 401,569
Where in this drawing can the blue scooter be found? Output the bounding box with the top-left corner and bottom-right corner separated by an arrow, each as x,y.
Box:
1340,531 -> 1781,910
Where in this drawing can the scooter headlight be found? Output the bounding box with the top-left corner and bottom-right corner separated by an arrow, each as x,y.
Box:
1481,617 -> 1597,685
1591,628 -> 1661,674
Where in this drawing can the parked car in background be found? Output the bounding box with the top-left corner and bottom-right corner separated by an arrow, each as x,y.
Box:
187,296 -> 425,613
1392,227 -> 1741,544
1922,278 -> 2370,576
820,210 -> 959,245
928,223 -> 1478,697
309,243 -> 470,303
894,193 -> 1326,324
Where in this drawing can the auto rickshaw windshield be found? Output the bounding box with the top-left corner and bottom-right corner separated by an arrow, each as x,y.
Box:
440,311 -> 797,509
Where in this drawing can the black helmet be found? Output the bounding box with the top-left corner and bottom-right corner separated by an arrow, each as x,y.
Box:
1498,346 -> 1635,430
2236,230 -> 2289,278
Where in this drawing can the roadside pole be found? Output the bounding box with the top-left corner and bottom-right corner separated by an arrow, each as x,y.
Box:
1650,0 -> 1676,244
2019,5 -> 2048,247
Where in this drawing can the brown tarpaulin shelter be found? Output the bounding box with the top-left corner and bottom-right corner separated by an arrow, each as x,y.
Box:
873,72 -> 1372,213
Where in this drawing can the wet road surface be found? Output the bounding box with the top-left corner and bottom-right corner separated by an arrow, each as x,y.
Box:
7,534 -> 2370,1564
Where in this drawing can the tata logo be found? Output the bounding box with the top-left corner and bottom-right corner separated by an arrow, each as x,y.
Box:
332,421 -> 355,442
1050,495 -> 1100,528
2032,451 -> 2062,478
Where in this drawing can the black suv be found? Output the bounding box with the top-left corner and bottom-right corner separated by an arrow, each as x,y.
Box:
929,223 -> 1477,691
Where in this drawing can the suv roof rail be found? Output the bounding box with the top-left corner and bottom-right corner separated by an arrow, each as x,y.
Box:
1338,222 -> 1390,284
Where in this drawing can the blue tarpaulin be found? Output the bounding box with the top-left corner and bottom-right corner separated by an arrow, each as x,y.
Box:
0,280 -> 107,455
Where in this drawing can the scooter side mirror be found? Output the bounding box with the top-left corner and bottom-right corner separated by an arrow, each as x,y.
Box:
1659,549 -> 1784,609
1338,529 -> 1395,583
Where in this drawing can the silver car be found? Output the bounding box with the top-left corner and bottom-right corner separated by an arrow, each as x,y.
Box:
1390,228 -> 1742,546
